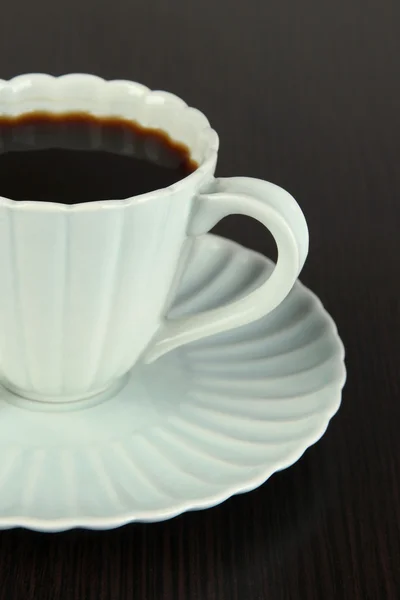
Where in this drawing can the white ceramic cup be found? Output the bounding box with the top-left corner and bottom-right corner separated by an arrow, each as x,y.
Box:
0,74 -> 309,407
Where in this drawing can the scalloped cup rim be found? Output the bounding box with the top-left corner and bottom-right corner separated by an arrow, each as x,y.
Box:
0,73 -> 219,211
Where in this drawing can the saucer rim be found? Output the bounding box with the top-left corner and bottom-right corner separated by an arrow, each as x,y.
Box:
0,235 -> 346,532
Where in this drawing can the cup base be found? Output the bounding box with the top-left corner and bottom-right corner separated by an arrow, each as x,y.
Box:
2,374 -> 130,412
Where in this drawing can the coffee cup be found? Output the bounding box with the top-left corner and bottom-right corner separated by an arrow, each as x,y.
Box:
0,74 -> 308,407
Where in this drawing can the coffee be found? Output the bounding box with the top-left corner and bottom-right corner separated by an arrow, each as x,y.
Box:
0,113 -> 198,204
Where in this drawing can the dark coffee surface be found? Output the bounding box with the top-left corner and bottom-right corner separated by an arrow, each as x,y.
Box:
0,1 -> 400,599
0,113 -> 197,203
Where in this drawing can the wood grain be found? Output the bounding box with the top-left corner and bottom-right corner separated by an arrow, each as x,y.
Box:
0,0 -> 399,598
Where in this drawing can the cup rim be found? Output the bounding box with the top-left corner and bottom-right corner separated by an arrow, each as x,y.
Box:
0,73 -> 219,212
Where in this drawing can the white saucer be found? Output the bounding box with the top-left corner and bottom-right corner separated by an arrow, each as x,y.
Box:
0,234 -> 346,531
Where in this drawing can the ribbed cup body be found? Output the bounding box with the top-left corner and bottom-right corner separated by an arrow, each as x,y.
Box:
0,191 -> 195,400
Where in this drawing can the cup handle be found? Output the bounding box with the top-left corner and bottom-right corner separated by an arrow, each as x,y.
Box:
144,176 -> 309,363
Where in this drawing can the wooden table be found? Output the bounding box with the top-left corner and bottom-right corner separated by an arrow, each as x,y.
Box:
0,0 -> 399,598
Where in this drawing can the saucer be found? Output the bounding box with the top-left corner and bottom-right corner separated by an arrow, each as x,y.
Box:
0,235 -> 346,531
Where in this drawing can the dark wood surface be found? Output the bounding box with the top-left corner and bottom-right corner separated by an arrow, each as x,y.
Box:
0,0 -> 399,598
